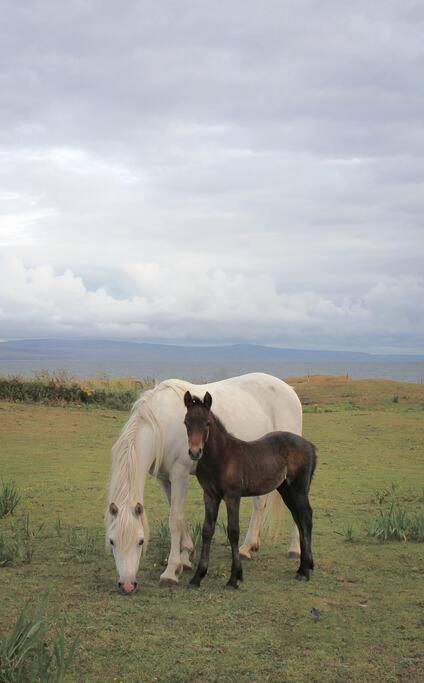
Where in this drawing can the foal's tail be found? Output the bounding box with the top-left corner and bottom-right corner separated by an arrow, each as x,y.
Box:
260,490 -> 286,541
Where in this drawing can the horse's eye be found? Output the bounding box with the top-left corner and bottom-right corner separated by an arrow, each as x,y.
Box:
138,539 -> 144,546
110,539 -> 114,546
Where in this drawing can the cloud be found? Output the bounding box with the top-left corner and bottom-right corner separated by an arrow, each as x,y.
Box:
0,1 -> 423,352
1,257 -> 423,352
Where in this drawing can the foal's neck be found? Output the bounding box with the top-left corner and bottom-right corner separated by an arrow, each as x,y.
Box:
206,412 -> 233,455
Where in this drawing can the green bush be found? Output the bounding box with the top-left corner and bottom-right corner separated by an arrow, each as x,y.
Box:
0,372 -> 151,410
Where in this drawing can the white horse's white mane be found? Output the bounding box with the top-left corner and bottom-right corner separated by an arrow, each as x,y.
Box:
106,381 -> 188,551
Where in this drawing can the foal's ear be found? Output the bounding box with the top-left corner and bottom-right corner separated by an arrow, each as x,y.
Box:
109,502 -> 118,516
203,392 -> 212,410
134,502 -> 143,516
184,390 -> 192,408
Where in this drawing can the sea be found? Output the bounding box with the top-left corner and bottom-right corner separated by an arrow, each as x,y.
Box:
0,359 -> 423,384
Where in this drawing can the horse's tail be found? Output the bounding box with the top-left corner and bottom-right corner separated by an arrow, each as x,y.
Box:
260,490 -> 286,541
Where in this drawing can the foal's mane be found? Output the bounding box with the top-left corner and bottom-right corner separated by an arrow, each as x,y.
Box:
188,395 -> 232,437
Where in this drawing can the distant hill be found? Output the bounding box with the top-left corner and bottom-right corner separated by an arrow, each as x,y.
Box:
0,339 -> 422,362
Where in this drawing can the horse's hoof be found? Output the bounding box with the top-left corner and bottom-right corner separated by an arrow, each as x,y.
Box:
159,577 -> 179,588
182,563 -> 192,572
288,551 -> 301,559
225,583 -> 238,591
239,546 -> 252,560
188,582 -> 200,590
295,572 -> 309,582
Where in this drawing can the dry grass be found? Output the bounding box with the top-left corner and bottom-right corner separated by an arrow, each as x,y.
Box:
287,374 -> 424,411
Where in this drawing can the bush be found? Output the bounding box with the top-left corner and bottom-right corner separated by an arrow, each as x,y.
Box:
0,372 -> 153,410
0,594 -> 78,682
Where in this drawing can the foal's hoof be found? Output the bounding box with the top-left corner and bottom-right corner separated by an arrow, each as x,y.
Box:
159,577 -> 179,588
287,551 -> 301,560
187,582 -> 200,590
225,583 -> 238,591
295,572 -> 309,582
182,563 -> 192,572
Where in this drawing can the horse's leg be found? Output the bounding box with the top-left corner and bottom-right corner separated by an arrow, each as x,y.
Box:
278,481 -> 313,581
288,521 -> 301,559
239,494 -> 266,559
159,465 -> 189,586
224,496 -> 243,590
158,478 -> 193,571
189,492 -> 221,588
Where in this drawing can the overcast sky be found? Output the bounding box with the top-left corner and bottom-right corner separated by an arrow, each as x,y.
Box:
1,1 -> 423,353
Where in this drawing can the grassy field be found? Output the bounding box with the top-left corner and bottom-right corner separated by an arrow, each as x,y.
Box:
0,376 -> 423,682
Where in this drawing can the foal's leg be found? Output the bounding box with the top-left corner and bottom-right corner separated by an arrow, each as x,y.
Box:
224,496 -> 243,590
189,493 -> 221,588
278,481 -> 313,581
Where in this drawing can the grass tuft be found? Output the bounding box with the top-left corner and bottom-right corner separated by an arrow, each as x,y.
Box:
64,527 -> 99,562
0,482 -> 20,519
0,594 -> 78,682
0,514 -> 44,567
149,520 -> 171,567
342,523 -> 357,543
368,485 -> 424,542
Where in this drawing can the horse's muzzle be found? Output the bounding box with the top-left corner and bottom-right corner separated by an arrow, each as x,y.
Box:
119,581 -> 137,595
189,448 -> 203,462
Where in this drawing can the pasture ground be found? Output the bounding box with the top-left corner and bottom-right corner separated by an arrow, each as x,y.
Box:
0,376 -> 423,682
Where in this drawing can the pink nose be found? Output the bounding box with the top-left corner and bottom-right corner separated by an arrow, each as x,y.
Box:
120,581 -> 136,594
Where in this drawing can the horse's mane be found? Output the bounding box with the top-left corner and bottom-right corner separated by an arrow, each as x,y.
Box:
106,383 -> 175,551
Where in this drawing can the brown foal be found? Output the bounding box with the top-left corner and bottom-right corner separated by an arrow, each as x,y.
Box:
184,390 -> 317,590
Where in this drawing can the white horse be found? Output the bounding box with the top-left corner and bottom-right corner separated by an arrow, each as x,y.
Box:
106,372 -> 302,593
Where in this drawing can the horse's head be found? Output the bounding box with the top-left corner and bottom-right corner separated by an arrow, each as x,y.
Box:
183,391 -> 212,461
106,501 -> 147,594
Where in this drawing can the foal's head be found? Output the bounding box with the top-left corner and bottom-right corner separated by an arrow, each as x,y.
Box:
183,391 -> 212,461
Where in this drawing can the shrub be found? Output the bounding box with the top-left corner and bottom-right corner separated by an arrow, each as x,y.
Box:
0,372 -> 153,410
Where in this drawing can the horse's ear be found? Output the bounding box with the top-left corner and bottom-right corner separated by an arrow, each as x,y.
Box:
184,391 -> 192,408
109,502 -> 118,516
135,502 -> 143,516
203,392 -> 212,410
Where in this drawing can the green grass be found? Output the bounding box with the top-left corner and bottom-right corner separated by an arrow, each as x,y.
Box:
0,386 -> 423,682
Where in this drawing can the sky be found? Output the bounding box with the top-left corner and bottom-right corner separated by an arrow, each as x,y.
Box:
0,1 -> 423,353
